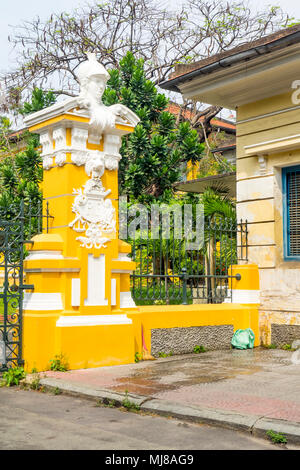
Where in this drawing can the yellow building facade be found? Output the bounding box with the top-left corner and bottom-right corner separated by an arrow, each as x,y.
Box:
160,24 -> 300,345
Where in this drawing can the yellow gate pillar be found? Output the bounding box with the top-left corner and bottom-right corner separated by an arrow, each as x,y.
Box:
226,264 -> 260,346
22,53 -> 140,371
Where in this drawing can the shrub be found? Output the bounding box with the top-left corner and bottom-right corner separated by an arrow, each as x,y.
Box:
49,353 -> 69,372
193,345 -> 206,354
266,430 -> 287,444
1,367 -> 26,387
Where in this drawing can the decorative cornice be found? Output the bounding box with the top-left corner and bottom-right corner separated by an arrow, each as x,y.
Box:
244,134 -> 300,156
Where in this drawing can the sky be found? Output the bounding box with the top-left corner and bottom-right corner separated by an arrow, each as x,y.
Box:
0,0 -> 85,71
1,0 -> 300,122
1,0 -> 300,73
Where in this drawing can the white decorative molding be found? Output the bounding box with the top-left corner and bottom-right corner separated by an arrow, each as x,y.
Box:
55,151 -> 67,167
53,127 -> 66,149
71,278 -> 81,307
25,268 -> 80,273
120,291 -> 136,309
38,147 -> 87,168
258,155 -> 268,175
53,128 -> 67,166
111,278 -> 117,306
244,133 -> 300,157
223,289 -> 260,304
104,153 -> 121,171
88,130 -> 102,145
42,156 -> 53,170
25,250 -> 63,260
56,314 -> 132,327
111,269 -> 133,274
72,127 -> 88,150
40,130 -> 54,169
104,134 -> 120,153
23,293 -> 63,311
40,130 -> 53,155
41,146 -> 121,172
84,151 -> 105,178
112,253 -> 131,262
69,179 -> 115,249
84,254 -> 108,306
103,134 -> 121,170
71,150 -> 87,166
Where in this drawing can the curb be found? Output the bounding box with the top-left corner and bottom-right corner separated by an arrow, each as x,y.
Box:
38,377 -> 300,445
39,378 -> 150,407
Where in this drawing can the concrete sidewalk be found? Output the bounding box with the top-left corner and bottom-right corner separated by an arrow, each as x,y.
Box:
33,348 -> 300,444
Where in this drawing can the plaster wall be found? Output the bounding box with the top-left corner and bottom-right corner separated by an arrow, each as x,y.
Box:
236,90 -> 300,343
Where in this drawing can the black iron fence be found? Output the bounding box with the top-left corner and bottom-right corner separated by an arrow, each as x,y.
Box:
0,200 -> 53,370
124,218 -> 248,305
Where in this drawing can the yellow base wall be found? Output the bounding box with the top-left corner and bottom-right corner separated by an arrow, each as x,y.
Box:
22,313 -> 135,372
57,323 -> 135,370
23,303 -> 259,372
22,312 -> 60,372
128,304 -> 260,355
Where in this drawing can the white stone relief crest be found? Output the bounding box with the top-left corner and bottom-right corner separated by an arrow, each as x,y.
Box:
69,175 -> 116,249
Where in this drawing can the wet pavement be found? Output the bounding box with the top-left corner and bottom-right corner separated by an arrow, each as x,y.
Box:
44,348 -> 300,423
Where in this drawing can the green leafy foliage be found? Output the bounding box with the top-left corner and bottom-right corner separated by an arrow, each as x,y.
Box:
103,52 -> 204,204
28,372 -> 41,390
158,351 -> 173,358
263,343 -> 277,349
19,88 -> 56,116
0,89 -> 56,236
201,187 -> 236,222
1,367 -> 26,387
0,116 -> 12,154
134,352 -> 142,363
49,353 -> 69,372
0,134 -> 43,218
122,391 -> 140,411
193,345 -> 206,353
266,430 -> 287,444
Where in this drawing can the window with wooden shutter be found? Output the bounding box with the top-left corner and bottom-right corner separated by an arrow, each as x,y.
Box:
282,165 -> 300,259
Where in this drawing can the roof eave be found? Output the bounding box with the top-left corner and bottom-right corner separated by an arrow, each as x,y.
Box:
159,29 -> 300,94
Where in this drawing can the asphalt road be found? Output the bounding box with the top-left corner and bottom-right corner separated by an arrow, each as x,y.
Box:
0,387 -> 285,450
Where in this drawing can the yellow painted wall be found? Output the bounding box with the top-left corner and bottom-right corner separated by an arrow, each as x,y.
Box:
23,301 -> 259,372
186,160 -> 198,181
128,303 -> 260,357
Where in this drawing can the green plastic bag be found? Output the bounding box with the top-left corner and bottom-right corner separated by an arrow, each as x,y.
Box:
231,328 -> 255,349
